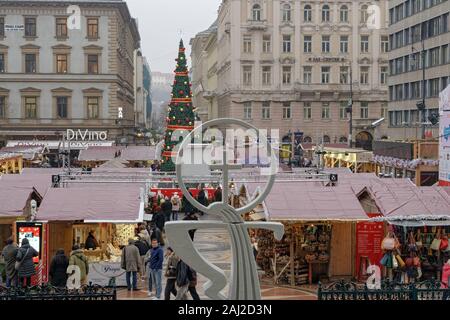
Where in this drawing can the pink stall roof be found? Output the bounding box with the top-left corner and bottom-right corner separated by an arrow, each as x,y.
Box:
78,147 -> 121,161
36,185 -> 144,223
0,185 -> 39,218
0,173 -> 53,197
78,146 -> 156,162
119,146 -> 156,161
245,181 -> 367,221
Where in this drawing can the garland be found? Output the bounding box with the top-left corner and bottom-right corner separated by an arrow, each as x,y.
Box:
372,155 -> 439,170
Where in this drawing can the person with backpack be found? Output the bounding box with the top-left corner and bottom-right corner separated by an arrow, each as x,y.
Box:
49,249 -> 69,287
134,236 -> 150,280
16,238 -> 38,288
164,247 -> 179,300
69,245 -> 89,286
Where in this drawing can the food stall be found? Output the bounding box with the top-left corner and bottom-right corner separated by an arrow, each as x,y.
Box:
36,185 -> 145,287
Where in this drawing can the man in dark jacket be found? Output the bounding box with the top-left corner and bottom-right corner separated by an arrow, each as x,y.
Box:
145,239 -> 164,300
16,238 -> 38,288
49,249 -> 69,287
175,260 -> 200,300
1,238 -> 18,288
161,197 -> 173,223
152,209 -> 166,233
134,237 -> 150,279
85,231 -> 99,250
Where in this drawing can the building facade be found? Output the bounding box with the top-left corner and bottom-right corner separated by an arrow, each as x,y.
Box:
134,49 -> 151,130
192,0 -> 389,150
0,0 -> 140,146
387,0 -> 450,140
143,59 -> 152,127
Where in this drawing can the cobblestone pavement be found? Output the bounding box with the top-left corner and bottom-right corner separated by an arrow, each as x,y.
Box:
118,215 -> 317,300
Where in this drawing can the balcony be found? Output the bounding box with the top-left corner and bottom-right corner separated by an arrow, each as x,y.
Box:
246,20 -> 268,31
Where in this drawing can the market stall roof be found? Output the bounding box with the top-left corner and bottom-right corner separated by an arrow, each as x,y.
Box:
98,158 -> 129,168
36,185 -> 144,223
0,185 -> 40,218
0,173 -> 53,197
119,146 -> 156,161
21,168 -> 62,175
78,146 -> 156,162
0,145 -> 47,161
245,182 -> 368,221
78,146 -> 121,162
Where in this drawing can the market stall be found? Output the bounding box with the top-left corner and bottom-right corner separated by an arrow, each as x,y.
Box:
0,153 -> 23,174
36,185 -> 145,286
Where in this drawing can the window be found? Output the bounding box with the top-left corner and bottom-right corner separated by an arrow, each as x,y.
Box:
322,35 -> 330,53
322,5 -> 330,22
442,45 -> 449,64
381,36 -> 389,53
0,17 -> 4,37
262,66 -> 271,85
380,66 -> 388,85
282,66 -> 292,85
262,101 -> 270,119
0,54 -> 4,73
321,66 -> 330,84
87,18 -> 99,38
412,0 -> 420,14
56,96 -> 68,119
56,54 -> 68,74
244,102 -> 252,120
282,4 -> 291,22
339,101 -> 348,120
87,97 -> 99,119
243,66 -> 252,86
321,103 -> 330,119
304,5 -> 312,22
340,36 -> 348,53
339,136 -> 348,143
340,66 -> 349,84
25,54 -> 36,73
361,5 -> 369,23
304,102 -> 312,120
411,81 -> 421,99
323,135 -> 331,144
24,97 -> 37,119
303,66 -> 312,84
243,36 -> 252,53
360,102 -> 369,119
429,78 -> 440,97
429,47 -> 440,67
304,136 -> 312,143
252,4 -> 261,21
25,17 -> 36,37
56,17 -> 68,38
361,35 -> 369,53
304,35 -> 312,53
282,102 -> 291,119
262,35 -> 271,53
340,5 -> 348,22
381,103 -> 388,119
283,35 -> 291,53
0,96 -> 5,118
88,54 -> 99,74
360,66 -> 369,84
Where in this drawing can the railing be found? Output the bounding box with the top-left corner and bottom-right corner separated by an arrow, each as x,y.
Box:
318,279 -> 450,301
0,284 -> 116,301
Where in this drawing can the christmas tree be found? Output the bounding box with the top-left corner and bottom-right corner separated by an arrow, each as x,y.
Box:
160,39 -> 196,172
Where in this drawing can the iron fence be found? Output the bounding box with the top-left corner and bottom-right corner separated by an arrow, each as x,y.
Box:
318,279 -> 450,300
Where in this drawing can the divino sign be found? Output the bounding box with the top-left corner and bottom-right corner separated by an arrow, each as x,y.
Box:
66,129 -> 108,142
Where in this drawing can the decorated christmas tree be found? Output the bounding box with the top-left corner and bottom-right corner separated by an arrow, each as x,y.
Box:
160,39 -> 196,172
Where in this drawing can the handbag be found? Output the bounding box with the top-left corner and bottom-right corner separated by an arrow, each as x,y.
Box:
440,235 -> 449,251
395,254 -> 406,268
392,253 -> 399,269
382,237 -> 396,250
380,253 -> 389,266
14,248 -> 30,271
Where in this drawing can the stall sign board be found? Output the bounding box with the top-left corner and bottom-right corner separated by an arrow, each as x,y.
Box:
439,85 -> 450,186
88,262 -> 127,287
17,223 -> 42,264
355,216 -> 384,279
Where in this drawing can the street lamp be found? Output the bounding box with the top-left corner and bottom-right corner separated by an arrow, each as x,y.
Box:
343,62 -> 357,148
412,38 -> 426,140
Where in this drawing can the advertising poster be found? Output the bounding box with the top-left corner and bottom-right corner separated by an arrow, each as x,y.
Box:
439,85 -> 450,186
355,216 -> 384,280
17,223 -> 42,264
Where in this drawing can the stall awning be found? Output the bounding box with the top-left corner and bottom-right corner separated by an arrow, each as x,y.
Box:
246,182 -> 368,221
0,185 -> 40,218
37,185 -> 144,223
119,146 -> 156,161
0,173 -> 54,197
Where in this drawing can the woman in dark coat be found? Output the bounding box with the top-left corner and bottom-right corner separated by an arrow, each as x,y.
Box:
16,238 -> 38,287
49,249 -> 69,287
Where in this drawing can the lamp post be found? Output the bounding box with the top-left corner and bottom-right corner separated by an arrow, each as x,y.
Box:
412,39 -> 426,140
344,63 -> 354,148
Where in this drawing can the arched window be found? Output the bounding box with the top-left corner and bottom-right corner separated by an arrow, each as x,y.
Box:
339,136 -> 348,143
361,5 -> 369,23
340,5 -> 348,22
303,136 -> 312,143
323,135 -> 331,144
304,5 -> 312,22
322,5 -> 330,22
252,4 -> 262,21
282,3 -> 292,22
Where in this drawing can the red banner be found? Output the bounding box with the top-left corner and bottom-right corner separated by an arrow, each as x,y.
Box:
356,215 -> 385,280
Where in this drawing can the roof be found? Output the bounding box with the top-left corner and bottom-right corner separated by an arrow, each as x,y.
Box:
37,185 -> 144,223
0,185 -> 40,218
78,147 -> 121,162
0,173 -> 53,197
0,146 -> 47,161
78,146 -> 156,162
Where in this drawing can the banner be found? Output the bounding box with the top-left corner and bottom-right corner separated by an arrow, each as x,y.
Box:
439,85 -> 450,186
355,216 -> 384,280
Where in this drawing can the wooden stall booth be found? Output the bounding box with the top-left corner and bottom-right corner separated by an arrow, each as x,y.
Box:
0,154 -> 23,175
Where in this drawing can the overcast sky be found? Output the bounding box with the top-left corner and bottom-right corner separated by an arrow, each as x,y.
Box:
126,0 -> 221,73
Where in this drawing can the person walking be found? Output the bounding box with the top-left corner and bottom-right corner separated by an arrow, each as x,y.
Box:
145,238 -> 164,300
214,186 -> 222,203
121,238 -> 141,291
197,187 -> 208,216
175,260 -> 200,300
16,238 -> 38,288
187,266 -> 201,300
69,245 -> 89,286
164,247 -> 179,300
1,238 -> 19,288
152,208 -> 166,233
134,236 -> 150,280
182,193 -> 194,217
150,223 -> 164,247
85,231 -> 99,250
170,192 -> 181,221
49,249 -> 69,287
161,197 -> 173,223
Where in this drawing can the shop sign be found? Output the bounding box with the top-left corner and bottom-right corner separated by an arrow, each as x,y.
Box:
88,262 -> 127,287
66,129 -> 108,142
307,57 -> 346,63
355,217 -> 384,280
5,24 -> 24,31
